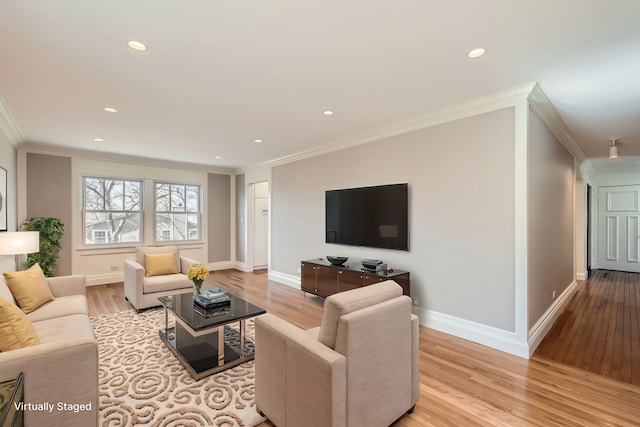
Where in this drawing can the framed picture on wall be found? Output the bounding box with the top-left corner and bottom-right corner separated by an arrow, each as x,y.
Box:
0,167 -> 6,231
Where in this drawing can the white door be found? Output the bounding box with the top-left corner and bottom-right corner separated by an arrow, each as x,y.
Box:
253,182 -> 269,270
597,185 -> 640,272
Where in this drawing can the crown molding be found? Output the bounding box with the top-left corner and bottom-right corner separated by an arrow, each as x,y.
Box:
527,84 -> 587,166
0,96 -> 23,147
265,83 -> 537,168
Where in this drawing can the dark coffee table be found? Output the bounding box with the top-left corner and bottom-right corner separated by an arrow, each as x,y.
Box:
158,291 -> 266,380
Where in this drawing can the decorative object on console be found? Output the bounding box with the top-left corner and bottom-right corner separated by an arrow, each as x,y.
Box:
0,231 -> 40,272
361,259 -> 384,271
187,264 -> 209,295
326,256 -> 348,266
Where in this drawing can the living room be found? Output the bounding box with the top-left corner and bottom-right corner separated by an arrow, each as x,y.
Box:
2,1 -> 640,426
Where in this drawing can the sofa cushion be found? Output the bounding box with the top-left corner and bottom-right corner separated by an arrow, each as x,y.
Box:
0,276 -> 17,305
32,313 -> 95,343
27,295 -> 89,322
318,280 -> 402,349
143,274 -> 192,294
135,246 -> 179,271
144,252 -> 179,277
3,264 -> 54,314
0,297 -> 41,351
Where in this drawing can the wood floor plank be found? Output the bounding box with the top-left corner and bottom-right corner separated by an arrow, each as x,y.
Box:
87,269 -> 640,426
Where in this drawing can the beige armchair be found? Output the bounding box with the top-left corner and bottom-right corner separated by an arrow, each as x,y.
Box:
124,246 -> 200,311
255,280 -> 419,427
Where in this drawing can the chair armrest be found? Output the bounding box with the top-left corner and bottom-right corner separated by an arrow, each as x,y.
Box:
0,338 -> 98,426
124,260 -> 144,282
255,314 -> 346,427
179,256 -> 201,273
46,275 -> 86,297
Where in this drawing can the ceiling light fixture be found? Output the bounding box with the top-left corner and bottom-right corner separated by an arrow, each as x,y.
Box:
214,156 -> 222,159
127,40 -> 147,51
608,138 -> 620,159
467,48 -> 486,58
103,107 -> 117,113
323,110 -> 334,116
254,139 -> 263,143
93,138 -> 104,142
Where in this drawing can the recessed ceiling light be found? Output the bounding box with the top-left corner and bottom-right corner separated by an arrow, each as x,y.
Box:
323,110 -> 334,116
103,107 -> 117,113
214,156 -> 222,159
93,138 -> 104,142
467,48 -> 486,59
128,40 -> 147,51
254,139 -> 263,143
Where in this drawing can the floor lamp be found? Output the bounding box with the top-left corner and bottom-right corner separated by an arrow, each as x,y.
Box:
0,231 -> 40,271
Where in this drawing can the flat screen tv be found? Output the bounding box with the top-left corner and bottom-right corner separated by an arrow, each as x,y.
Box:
325,183 -> 408,251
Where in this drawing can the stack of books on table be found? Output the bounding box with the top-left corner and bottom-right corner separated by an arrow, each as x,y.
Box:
194,288 -> 231,310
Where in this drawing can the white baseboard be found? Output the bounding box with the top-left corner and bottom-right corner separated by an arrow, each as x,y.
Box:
207,261 -> 235,271
414,307 -> 530,359
268,270 -> 301,289
233,261 -> 253,273
86,272 -> 123,286
527,280 -> 578,357
576,271 -> 587,280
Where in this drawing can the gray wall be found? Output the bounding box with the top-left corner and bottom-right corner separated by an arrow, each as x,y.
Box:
207,173 -> 231,262
26,153 -> 72,275
235,174 -> 246,263
527,110 -> 575,327
271,107 -> 517,331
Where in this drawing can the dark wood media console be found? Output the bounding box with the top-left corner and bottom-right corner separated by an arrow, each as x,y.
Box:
301,258 -> 410,298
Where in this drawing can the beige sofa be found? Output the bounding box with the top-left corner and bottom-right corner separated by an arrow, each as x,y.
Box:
124,245 -> 200,311
255,280 -> 419,427
0,274 -> 98,427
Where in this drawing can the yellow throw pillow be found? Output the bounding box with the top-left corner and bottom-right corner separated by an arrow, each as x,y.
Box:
3,264 -> 54,314
144,253 -> 179,277
0,297 -> 41,351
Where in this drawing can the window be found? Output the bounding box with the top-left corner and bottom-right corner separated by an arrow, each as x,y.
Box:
155,182 -> 200,241
84,177 -> 142,245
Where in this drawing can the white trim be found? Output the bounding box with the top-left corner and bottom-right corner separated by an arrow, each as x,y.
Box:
576,271 -> 587,280
268,270 -> 300,289
528,85 -> 587,166
233,261 -> 253,273
413,306 -> 530,359
86,272 -> 123,286
0,96 -> 23,147
207,261 -> 235,271
527,280 -> 578,357
265,83 -> 537,168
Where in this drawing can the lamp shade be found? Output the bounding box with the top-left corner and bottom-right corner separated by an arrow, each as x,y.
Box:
0,232 -> 40,255
609,144 -> 619,159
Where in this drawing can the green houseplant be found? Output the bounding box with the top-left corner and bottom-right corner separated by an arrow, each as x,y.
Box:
21,217 -> 64,277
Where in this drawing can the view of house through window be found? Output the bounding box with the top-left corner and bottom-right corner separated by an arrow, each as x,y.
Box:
84,177 -> 143,245
155,182 -> 200,241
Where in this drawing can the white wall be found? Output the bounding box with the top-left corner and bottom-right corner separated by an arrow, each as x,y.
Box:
271,107 -> 517,332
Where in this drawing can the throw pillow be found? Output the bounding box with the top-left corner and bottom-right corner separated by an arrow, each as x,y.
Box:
3,264 -> 54,314
144,252 -> 179,277
0,297 -> 41,351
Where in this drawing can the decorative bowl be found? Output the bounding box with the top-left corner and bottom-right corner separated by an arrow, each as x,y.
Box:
327,256 -> 348,266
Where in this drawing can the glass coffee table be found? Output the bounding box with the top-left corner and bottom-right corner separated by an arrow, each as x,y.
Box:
158,291 -> 266,380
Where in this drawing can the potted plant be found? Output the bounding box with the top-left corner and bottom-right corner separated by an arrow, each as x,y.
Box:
21,217 -> 64,277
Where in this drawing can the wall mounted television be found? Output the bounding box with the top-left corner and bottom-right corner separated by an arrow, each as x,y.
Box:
325,183 -> 408,251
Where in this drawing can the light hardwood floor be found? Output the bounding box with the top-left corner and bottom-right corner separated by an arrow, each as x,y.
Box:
87,270 -> 640,426
535,269 -> 640,386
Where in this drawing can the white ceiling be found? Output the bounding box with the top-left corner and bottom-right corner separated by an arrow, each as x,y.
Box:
1,1 -> 640,170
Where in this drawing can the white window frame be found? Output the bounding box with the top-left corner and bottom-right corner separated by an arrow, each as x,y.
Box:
83,176 -> 143,246
154,182 -> 201,243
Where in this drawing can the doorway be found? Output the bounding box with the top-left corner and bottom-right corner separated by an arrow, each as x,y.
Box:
596,185 -> 640,272
253,181 -> 269,270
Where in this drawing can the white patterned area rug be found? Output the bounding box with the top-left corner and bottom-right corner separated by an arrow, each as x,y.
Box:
91,308 -> 266,427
